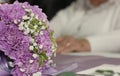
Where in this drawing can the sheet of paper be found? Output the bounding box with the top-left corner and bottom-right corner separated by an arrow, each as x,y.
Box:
77,64 -> 120,75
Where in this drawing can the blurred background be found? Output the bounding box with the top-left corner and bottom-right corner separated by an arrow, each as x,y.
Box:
1,1 -> 120,76
10,0 -> 76,20
1,0 -> 120,54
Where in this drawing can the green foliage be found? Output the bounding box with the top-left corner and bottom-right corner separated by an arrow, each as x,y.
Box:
94,69 -> 120,76
38,52 -> 48,66
57,72 -> 76,76
50,31 -> 56,43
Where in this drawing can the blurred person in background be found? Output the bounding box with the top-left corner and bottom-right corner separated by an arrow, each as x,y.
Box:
50,0 -> 120,54
10,0 -> 75,20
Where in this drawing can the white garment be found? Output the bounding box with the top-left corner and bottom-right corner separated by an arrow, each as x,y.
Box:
50,0 -> 120,53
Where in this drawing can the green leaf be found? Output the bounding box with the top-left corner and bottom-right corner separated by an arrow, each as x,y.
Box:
29,24 -> 34,29
95,70 -> 114,76
39,52 -> 48,60
33,47 -> 38,54
38,55 -> 43,66
50,31 -> 56,43
95,70 -> 114,74
118,73 -> 120,75
42,22 -> 48,30
105,70 -> 114,74
95,70 -> 104,73
30,17 -> 39,25
50,30 -> 54,36
36,26 -> 41,33
38,52 -> 48,66
57,72 -> 76,76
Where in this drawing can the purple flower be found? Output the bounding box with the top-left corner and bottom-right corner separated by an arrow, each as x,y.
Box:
0,1 -> 56,76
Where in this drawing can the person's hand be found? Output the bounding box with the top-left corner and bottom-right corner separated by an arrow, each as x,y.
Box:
56,36 -> 91,54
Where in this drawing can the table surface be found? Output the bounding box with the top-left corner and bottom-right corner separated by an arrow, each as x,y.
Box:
54,53 -> 120,73
67,52 -> 120,58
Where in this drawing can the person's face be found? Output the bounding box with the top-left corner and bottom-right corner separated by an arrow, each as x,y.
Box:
90,0 -> 108,7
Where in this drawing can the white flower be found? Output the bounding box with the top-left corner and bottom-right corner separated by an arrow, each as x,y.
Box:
51,45 -> 56,52
35,15 -> 39,19
54,53 -> 56,57
43,19 -> 46,22
20,68 -> 25,72
52,49 -> 56,52
8,62 -> 14,67
14,20 -> 18,24
39,21 -> 42,25
18,22 -> 24,27
52,63 -> 56,67
30,29 -> 34,33
30,17 -> 33,21
33,72 -> 42,76
23,31 -> 27,35
29,46 -> 34,50
49,60 -> 53,63
33,42 -> 37,46
51,43 -> 56,52
22,5 -> 25,8
23,15 -> 30,20
18,20 -> 21,22
24,24 -> 29,28
27,21 -> 30,25
48,57 -> 51,60
18,26 -> 24,30
32,54 -> 38,58
25,9 -> 32,12
29,60 -> 34,63
23,28 -> 30,35
39,45 -> 43,49
31,13 -> 34,17
41,26 -> 45,30
34,25 -> 38,29
40,31 -> 44,35
30,38 -> 35,43
34,32 -> 38,36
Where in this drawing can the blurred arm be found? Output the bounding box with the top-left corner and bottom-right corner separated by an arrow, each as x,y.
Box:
86,5 -> 120,53
86,29 -> 120,53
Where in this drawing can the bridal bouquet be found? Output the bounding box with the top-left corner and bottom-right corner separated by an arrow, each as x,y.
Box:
0,1 -> 56,76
